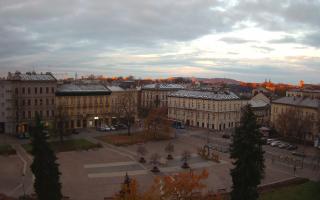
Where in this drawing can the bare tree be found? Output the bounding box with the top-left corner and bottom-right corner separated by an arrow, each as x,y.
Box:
181,150 -> 191,169
144,107 -> 171,138
137,145 -> 148,163
276,108 -> 313,142
165,142 -> 174,160
115,92 -> 137,136
150,153 -> 161,173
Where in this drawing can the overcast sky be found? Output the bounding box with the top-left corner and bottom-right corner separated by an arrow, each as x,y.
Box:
0,0 -> 319,83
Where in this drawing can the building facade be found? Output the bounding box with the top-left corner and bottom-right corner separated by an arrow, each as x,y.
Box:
168,90 -> 247,131
0,79 -> 14,133
141,83 -> 185,108
3,72 -> 57,134
286,89 -> 320,99
107,85 -> 139,124
55,83 -> 111,129
271,96 -> 320,142
249,93 -> 271,126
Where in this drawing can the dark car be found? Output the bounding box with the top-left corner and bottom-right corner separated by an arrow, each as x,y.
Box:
292,151 -> 305,157
114,124 -> 127,129
287,144 -> 298,151
222,134 -> 230,139
71,129 -> 80,134
17,132 -> 30,139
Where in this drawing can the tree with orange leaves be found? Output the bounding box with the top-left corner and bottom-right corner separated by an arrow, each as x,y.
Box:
143,169 -> 209,200
113,174 -> 141,200
144,107 -> 171,139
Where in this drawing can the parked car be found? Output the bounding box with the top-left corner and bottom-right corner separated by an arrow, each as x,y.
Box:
17,132 -> 30,139
287,144 -> 298,151
97,125 -> 111,132
115,124 -> 127,129
172,121 -> 185,129
222,134 -> 231,139
71,129 -> 80,134
267,138 -> 277,145
292,151 -> 305,157
271,141 -> 281,147
103,125 -> 111,131
261,137 -> 267,145
110,126 -> 116,131
278,143 -> 289,149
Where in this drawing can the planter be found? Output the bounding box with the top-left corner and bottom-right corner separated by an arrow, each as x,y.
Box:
139,157 -> 146,163
181,162 -> 190,169
151,166 -> 160,173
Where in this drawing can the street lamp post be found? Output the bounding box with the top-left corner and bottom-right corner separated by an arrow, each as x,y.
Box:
22,173 -> 26,199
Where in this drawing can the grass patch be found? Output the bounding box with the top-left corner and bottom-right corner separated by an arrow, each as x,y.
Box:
23,139 -> 102,153
0,144 -> 16,156
259,181 -> 320,200
96,131 -> 171,146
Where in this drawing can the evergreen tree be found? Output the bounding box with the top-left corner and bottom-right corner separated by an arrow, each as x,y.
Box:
230,105 -> 265,200
30,114 -> 62,200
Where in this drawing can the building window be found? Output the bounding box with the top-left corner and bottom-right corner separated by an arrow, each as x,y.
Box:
22,87 -> 25,94
40,87 -> 42,94
46,87 -> 49,93
40,99 -> 43,105
28,88 -> 31,94
40,111 -> 43,117
35,99 -> 38,106
46,110 -> 49,117
46,99 -> 49,105
15,88 -> 18,94
28,111 -> 31,119
77,120 -> 81,127
34,87 -> 38,94
52,110 -> 54,117
28,99 -> 31,106
52,87 -> 55,93
52,99 -> 54,105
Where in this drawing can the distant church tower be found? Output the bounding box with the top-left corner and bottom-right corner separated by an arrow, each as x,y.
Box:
299,80 -> 304,88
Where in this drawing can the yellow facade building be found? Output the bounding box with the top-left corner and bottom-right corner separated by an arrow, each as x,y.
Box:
168,90 -> 247,131
271,96 -> 320,142
56,83 -> 111,129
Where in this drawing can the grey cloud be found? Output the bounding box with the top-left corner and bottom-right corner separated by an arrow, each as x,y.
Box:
251,45 -> 274,52
268,36 -> 297,44
220,37 -> 256,44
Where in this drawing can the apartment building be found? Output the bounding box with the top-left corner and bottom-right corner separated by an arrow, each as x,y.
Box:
0,79 -> 14,133
55,83 -> 111,129
271,96 -> 320,142
141,83 -> 185,108
168,90 -> 247,131
3,71 -> 58,134
286,89 -> 320,99
249,93 -> 271,126
107,86 -> 139,124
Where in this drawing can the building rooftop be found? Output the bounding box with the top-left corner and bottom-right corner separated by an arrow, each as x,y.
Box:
249,99 -> 269,108
272,96 -> 320,109
107,85 -> 125,92
7,72 -> 56,81
288,89 -> 320,93
56,83 -> 111,96
168,90 -> 240,100
142,83 -> 185,90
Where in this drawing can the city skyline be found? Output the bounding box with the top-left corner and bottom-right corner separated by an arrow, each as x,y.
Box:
0,0 -> 320,83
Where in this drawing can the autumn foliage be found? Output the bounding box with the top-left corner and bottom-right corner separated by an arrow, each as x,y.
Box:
112,170 -> 223,200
